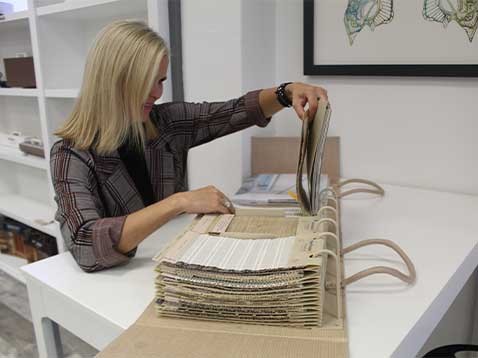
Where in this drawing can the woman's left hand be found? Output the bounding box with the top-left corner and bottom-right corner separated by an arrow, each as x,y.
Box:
285,82 -> 328,120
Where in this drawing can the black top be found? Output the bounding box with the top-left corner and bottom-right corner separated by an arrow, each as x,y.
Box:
117,136 -> 155,207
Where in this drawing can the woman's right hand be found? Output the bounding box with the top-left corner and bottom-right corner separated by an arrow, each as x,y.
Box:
174,185 -> 235,215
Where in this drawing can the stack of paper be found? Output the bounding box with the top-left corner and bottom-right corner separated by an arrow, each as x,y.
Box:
153,99 -> 334,328
154,231 -> 327,327
297,101 -> 332,215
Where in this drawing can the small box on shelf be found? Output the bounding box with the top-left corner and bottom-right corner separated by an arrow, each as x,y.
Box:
3,56 -> 36,88
19,137 -> 45,158
0,132 -> 46,168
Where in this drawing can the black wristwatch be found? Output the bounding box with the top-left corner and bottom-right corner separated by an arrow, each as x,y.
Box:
275,82 -> 292,108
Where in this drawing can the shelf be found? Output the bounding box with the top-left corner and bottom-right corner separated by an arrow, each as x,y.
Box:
0,0 -> 168,284
0,10 -> 30,23
45,88 -> 79,98
0,88 -> 39,97
0,194 -> 59,238
0,145 -> 47,170
0,253 -> 27,283
37,0 -> 147,20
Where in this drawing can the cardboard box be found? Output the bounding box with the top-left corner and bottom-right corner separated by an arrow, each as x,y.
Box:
97,300 -> 347,358
4,57 -> 36,88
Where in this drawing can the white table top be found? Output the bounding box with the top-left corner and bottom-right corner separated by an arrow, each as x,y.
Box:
21,184 -> 478,358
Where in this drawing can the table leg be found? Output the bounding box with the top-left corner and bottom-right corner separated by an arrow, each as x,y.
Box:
25,277 -> 64,358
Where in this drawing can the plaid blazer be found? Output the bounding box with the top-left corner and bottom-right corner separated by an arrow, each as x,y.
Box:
51,90 -> 270,272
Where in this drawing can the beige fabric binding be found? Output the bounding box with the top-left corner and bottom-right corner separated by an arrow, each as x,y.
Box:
335,178 -> 385,198
312,232 -> 340,252
321,179 -> 416,290
313,248 -> 343,320
340,239 -> 417,287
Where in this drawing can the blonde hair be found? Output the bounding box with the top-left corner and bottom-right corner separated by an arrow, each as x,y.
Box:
55,20 -> 168,154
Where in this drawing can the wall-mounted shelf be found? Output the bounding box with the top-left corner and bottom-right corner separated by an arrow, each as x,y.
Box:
44,88 -> 79,98
0,194 -> 58,238
0,88 -> 39,97
0,10 -> 30,23
37,0 -> 147,20
0,146 -> 47,170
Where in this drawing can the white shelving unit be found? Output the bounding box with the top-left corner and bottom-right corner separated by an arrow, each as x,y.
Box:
0,0 -> 170,281
0,88 -> 39,97
0,145 -> 47,169
44,88 -> 78,98
37,0 -> 145,18
0,194 -> 58,238
0,10 -> 30,22
0,253 -> 27,283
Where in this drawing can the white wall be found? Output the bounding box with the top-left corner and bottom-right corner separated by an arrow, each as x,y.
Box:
272,0 -> 478,350
241,0 -> 276,178
182,0 -> 276,195
4,0 -> 28,12
182,0 -> 477,350
273,0 -> 478,195
182,0 -> 244,195
182,0 -> 478,196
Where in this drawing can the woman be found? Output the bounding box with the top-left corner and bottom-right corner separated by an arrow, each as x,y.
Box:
51,20 -> 328,273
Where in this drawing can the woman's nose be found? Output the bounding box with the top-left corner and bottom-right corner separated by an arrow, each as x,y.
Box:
149,89 -> 160,100
150,88 -> 162,99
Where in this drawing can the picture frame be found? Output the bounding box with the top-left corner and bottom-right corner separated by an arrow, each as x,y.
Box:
303,0 -> 478,77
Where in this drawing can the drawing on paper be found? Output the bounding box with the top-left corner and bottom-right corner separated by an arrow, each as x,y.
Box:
423,0 -> 478,42
344,0 -> 395,45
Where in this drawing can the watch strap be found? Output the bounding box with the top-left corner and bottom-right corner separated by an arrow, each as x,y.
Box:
275,82 -> 292,108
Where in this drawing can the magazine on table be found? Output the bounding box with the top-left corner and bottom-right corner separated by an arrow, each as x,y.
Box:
232,173 -> 329,207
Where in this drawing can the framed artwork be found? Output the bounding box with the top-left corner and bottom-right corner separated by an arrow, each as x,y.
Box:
303,0 -> 478,77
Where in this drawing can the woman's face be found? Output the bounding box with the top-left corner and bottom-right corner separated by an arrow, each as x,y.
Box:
143,55 -> 169,121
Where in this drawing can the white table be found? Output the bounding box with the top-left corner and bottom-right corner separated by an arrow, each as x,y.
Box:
21,184 -> 478,358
